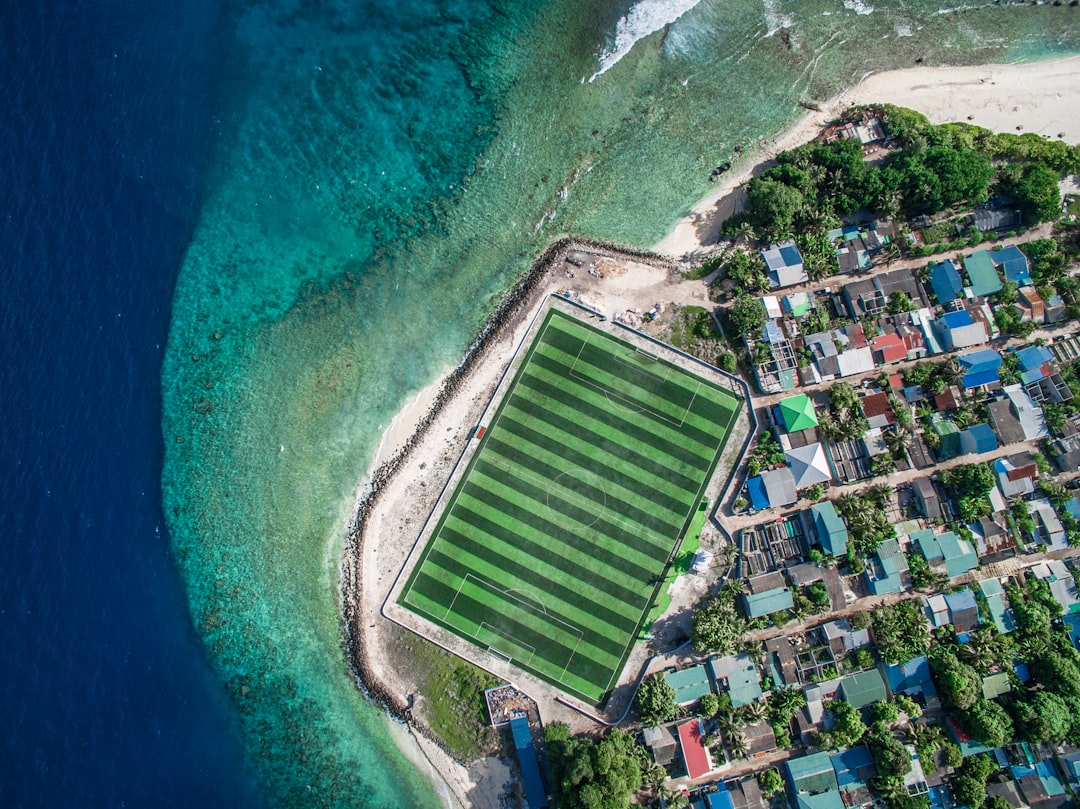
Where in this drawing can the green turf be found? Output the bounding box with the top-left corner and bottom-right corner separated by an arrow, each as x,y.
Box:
399,308 -> 741,704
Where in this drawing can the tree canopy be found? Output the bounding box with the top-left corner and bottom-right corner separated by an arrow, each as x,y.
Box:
636,673 -> 677,726
729,294 -> 768,338
692,582 -> 748,655
545,724 -> 643,809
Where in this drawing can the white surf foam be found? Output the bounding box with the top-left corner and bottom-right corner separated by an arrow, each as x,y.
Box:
843,0 -> 875,15
762,0 -> 795,38
588,0 -> 705,82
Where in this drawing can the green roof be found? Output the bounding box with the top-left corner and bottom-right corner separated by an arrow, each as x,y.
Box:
664,665 -> 712,705
787,751 -> 839,794
796,794 -> 845,809
811,501 -> 848,556
728,664 -> 763,708
743,587 -> 794,618
937,532 -> 978,578
912,528 -> 942,562
839,669 -> 888,709
964,250 -> 1003,297
981,672 -> 1012,700
978,579 -> 1016,634
779,394 -> 819,432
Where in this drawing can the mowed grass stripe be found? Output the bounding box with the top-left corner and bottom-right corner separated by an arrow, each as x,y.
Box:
518,367 -> 719,465
407,573 -> 614,683
474,449 -> 677,546
484,426 -> 687,529
542,320 -> 702,406
527,348 -> 727,450
499,403 -> 699,501
451,491 -> 657,593
468,464 -> 670,566
422,544 -> 633,654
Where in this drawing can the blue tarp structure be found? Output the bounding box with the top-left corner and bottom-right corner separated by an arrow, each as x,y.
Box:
747,476 -> 770,510
510,716 -> 549,809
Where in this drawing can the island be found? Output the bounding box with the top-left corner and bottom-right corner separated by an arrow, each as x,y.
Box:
342,61 -> 1080,809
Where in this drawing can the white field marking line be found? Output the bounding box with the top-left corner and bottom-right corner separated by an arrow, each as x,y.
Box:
566,335 -> 697,427
557,632 -> 586,684
480,622 -> 536,666
482,453 -> 668,546
464,573 -> 585,644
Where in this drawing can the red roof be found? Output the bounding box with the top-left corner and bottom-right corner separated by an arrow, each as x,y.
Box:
860,392 -> 896,423
677,720 -> 712,779
872,333 -> 906,363
888,373 -> 903,390
1007,464 -> 1037,482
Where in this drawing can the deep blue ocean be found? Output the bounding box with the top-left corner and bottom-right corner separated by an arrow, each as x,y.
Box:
0,1 -> 262,805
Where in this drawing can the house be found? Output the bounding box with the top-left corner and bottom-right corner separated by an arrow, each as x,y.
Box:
822,618 -> 870,659
810,501 -> 848,556
912,477 -> 942,522
743,722 -> 778,758
708,654 -> 762,708
725,778 -> 766,809
778,393 -> 819,434
913,529 -> 978,578
1030,499 -> 1067,550
1032,559 -> 1080,613
743,586 -> 794,619
957,348 -> 1003,389
964,250 -> 1003,297
783,291 -> 812,317
929,413 -> 962,460
982,672 -> 1012,700
765,635 -> 799,688
1051,433 -> 1080,472
971,208 -> 1022,233
759,466 -> 797,508
1016,286 -> 1046,323
831,746 -> 877,806
992,245 -> 1032,286
973,516 -> 1013,558
994,452 -> 1039,499
762,242 -> 808,288
944,588 -> 980,633
1045,292 -> 1068,323
665,665 -> 713,707
677,719 -> 714,779
871,332 -> 907,364
643,724 -> 679,767
978,578 -> 1016,634
936,309 -> 989,350
785,443 -> 833,490
859,392 -> 896,430
928,259 -> 964,303
840,269 -> 924,319
866,538 -> 907,595
1015,345 -> 1073,405
959,423 -> 998,455
884,655 -> 938,701
999,384 -> 1049,440
787,751 -> 844,809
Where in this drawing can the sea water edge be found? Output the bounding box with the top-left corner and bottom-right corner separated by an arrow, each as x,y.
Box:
161,0 -> 1080,804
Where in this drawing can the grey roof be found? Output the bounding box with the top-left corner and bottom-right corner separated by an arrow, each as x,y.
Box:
988,397 -> 1028,446
972,208 -> 1022,232
760,466 -> 798,508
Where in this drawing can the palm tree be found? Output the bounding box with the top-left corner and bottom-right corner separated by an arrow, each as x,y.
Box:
716,710 -> 739,736
740,699 -> 768,724
867,482 -> 894,509
744,639 -> 765,666
941,356 -> 964,387
732,220 -> 758,245
728,731 -> 749,760
884,426 -> 912,458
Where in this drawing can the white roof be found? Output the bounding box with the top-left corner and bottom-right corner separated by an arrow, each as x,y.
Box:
785,442 -> 832,489
837,346 -> 876,377
762,295 -> 783,319
1004,384 -> 1049,440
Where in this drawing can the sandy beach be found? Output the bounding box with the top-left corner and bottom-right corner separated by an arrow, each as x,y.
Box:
343,55 -> 1080,809
653,54 -> 1080,258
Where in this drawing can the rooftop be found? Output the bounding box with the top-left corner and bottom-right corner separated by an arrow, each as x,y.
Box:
780,393 -> 819,432
964,250 -> 1003,297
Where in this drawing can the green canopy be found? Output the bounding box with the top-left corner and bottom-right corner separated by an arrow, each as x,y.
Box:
779,394 -> 818,432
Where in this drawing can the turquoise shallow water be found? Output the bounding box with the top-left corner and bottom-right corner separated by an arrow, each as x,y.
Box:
162,0 -> 1080,804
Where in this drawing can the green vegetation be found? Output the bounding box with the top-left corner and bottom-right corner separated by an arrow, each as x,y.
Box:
395,631 -> 499,759
400,309 -> 741,703
636,673 -> 677,726
693,581 -> 748,655
950,753 -> 995,809
818,381 -> 870,443
729,294 -> 769,338
836,484 -> 896,557
758,769 -> 783,799
544,723 -> 642,809
818,699 -> 866,749
871,601 -> 930,665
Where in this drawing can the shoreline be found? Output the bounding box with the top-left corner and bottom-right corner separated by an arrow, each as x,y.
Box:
338,55 -> 1080,808
652,53 -> 1080,258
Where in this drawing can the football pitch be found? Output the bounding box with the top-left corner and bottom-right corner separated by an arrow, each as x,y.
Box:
398,308 -> 741,704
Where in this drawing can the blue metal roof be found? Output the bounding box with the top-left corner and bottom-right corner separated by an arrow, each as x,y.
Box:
961,423 -> 997,454
510,716 -> 549,809
780,244 -> 803,266
958,348 -> 1003,373
747,476 -> 770,510
707,790 -> 734,809
884,655 -> 937,697
929,260 -> 963,303
994,245 -> 1032,285
1015,345 -> 1054,372
941,309 -> 974,329
962,369 -> 1000,389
